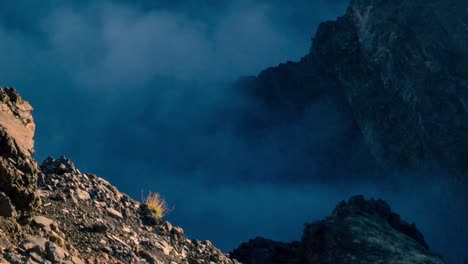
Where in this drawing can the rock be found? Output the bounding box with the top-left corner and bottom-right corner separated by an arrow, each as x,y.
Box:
41,156 -> 78,175
162,221 -> 173,233
332,195 -> 428,249
0,192 -> 16,217
171,226 -> 184,238
0,87 -> 35,156
106,207 -> 123,220
20,237 -> 48,254
4,252 -> 26,264
299,195 -> 444,264
45,241 -> 66,262
71,256 -> 85,264
75,189 -> 90,201
32,216 -> 54,232
92,221 -> 109,233
139,250 -> 157,264
28,252 -> 44,263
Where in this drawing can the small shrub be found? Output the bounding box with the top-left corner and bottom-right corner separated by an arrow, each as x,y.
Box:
143,191 -> 170,219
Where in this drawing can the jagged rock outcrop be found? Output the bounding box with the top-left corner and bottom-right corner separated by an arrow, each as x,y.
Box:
231,196 -> 445,264
0,87 -> 39,213
313,0 -> 468,174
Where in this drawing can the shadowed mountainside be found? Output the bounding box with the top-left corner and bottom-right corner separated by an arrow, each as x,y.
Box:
240,0 -> 467,179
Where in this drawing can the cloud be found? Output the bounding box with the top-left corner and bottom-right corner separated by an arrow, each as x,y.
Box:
30,0 -> 313,91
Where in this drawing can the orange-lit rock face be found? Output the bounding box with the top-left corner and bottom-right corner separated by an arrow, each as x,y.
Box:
0,87 -> 35,156
0,87 -> 39,211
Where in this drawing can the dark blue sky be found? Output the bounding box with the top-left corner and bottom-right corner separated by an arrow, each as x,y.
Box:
0,1 -> 466,263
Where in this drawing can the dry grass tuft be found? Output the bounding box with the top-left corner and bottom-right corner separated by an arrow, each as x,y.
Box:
142,191 -> 170,219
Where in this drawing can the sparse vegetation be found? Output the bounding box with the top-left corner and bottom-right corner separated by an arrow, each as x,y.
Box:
142,191 -> 170,219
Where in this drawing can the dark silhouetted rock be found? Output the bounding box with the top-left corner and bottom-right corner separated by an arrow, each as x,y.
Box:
233,196 -> 445,264
230,236 -> 299,264
298,195 -> 443,264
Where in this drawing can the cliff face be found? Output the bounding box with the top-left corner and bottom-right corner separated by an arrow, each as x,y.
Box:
242,0 -> 467,177
313,0 -> 468,173
0,87 -> 39,213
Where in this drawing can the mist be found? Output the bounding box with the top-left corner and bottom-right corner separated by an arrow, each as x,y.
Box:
0,0 -> 466,263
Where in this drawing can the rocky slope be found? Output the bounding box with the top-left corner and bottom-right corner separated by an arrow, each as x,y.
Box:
241,0 -> 468,178
0,87 -> 239,264
230,195 -> 445,264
